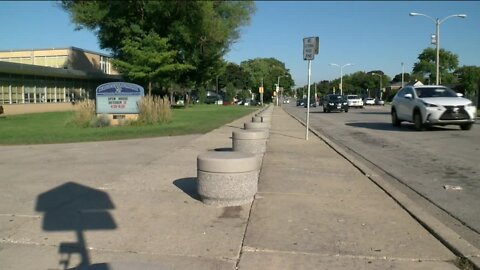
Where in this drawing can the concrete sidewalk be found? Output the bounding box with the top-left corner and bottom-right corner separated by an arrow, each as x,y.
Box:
238,107 -> 458,269
0,106 -> 460,269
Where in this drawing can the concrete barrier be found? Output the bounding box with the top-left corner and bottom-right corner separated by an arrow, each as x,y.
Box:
197,152 -> 260,207
232,129 -> 269,165
252,116 -> 262,123
244,121 -> 269,131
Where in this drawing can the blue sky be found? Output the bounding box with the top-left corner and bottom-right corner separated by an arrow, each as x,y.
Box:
1,1 -> 479,87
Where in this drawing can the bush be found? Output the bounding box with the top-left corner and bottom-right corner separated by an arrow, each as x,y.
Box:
137,96 -> 171,124
72,100 -> 96,127
89,114 -> 111,128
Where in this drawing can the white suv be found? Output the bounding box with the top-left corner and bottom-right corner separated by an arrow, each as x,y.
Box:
346,95 -> 364,108
391,85 -> 476,131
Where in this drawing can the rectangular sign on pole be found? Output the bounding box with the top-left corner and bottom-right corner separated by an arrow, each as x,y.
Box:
303,37 -> 319,61
303,36 -> 319,140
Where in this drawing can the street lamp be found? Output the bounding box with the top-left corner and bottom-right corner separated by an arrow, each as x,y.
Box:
371,72 -> 383,100
330,63 -> 354,96
409,12 -> 466,85
401,62 -> 405,88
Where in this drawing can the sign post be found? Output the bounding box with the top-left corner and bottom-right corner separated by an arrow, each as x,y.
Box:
303,37 -> 319,140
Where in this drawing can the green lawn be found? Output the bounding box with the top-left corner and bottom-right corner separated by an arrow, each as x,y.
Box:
0,105 -> 258,145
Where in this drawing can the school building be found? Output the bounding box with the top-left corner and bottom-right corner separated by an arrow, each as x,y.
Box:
0,47 -> 122,105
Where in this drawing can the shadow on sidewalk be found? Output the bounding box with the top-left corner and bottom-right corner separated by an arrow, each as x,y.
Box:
35,182 -> 117,270
173,178 -> 201,201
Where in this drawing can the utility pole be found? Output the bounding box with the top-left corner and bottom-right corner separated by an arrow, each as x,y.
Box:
261,77 -> 264,106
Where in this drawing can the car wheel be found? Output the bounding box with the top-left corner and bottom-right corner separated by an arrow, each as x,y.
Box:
391,110 -> 401,127
413,112 -> 425,131
460,123 -> 473,130
323,107 -> 326,113
345,109 -> 348,113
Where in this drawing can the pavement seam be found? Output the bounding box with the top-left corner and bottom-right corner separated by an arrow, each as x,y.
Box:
241,246 -> 454,263
284,107 -> 480,269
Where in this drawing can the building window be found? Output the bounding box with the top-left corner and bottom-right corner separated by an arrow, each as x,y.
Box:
100,56 -> 110,74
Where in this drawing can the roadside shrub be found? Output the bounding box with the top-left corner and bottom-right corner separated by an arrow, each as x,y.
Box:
89,114 -> 111,128
137,96 -> 171,124
72,100 -> 96,127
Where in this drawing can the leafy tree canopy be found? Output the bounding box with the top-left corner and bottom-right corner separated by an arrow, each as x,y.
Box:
112,31 -> 194,95
412,47 -> 459,84
240,58 -> 294,102
455,65 -> 480,97
61,0 -> 255,90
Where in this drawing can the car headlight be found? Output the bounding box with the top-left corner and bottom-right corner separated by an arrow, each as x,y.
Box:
421,101 -> 438,107
343,103 -> 347,105
328,103 -> 334,105
466,102 -> 474,107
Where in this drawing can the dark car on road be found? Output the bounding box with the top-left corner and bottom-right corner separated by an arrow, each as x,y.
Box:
304,98 -> 317,108
296,98 -> 305,106
322,94 -> 348,113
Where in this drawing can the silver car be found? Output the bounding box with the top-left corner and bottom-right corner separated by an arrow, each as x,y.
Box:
391,85 -> 476,131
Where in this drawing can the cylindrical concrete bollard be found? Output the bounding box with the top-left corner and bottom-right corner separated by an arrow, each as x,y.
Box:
197,152 -> 260,207
252,116 -> 262,123
244,121 -> 269,131
232,129 -> 269,165
260,115 -> 271,124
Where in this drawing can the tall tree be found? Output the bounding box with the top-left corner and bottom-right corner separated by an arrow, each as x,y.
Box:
392,73 -> 411,83
412,48 -> 459,84
61,1 -> 255,90
455,65 -> 480,98
240,58 -> 294,102
112,32 -> 194,95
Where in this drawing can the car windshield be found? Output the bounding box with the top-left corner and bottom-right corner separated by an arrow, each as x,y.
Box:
415,87 -> 458,98
347,95 -> 358,99
328,95 -> 344,101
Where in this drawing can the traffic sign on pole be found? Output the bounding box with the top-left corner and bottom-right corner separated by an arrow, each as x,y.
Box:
303,36 -> 319,140
303,37 -> 319,61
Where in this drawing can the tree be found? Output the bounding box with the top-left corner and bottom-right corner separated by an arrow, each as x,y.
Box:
392,73 -> 411,83
197,86 -> 207,104
240,58 -> 294,102
225,82 -> 236,102
412,48 -> 459,84
112,32 -> 194,95
455,66 -> 480,98
61,1 -> 255,90
222,63 -> 250,90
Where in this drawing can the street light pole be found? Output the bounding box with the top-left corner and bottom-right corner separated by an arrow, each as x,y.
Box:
330,63 -> 353,96
401,62 -> 405,88
409,12 -> 466,85
277,75 -> 286,106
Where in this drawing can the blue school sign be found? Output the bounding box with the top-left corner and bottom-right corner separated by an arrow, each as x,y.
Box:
96,82 -> 144,114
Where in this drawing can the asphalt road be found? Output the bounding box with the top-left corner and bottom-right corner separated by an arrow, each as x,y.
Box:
284,102 -> 480,249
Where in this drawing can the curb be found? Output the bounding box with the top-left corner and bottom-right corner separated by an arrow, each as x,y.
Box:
283,107 -> 480,270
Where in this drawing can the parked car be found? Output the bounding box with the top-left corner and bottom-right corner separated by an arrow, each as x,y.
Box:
375,99 -> 385,106
322,94 -> 348,113
364,97 -> 375,106
346,95 -> 364,108
391,85 -> 476,131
